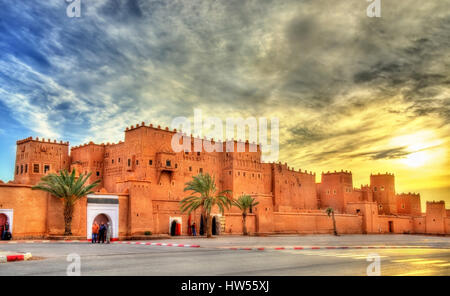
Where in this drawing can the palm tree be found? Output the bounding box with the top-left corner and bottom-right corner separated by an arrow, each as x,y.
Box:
326,207 -> 338,236
32,169 -> 100,235
180,173 -> 231,238
233,194 -> 259,235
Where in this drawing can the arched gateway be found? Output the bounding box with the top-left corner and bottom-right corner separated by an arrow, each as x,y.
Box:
86,194 -> 119,241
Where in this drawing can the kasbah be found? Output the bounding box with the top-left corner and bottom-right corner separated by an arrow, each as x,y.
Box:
0,121 -> 448,240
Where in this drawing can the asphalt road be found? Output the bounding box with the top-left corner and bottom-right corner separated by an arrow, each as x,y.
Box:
1,235 -> 449,276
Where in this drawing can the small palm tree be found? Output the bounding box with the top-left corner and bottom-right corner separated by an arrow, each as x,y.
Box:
233,194 -> 259,235
32,169 -> 100,235
180,173 -> 231,238
326,207 -> 338,236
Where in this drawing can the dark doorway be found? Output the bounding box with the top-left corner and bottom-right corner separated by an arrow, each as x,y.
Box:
94,214 -> 109,226
170,220 -> 178,236
0,214 -> 7,239
200,215 -> 205,235
388,221 -> 394,233
212,216 -> 217,235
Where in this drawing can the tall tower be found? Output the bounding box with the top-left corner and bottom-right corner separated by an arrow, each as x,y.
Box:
318,170 -> 353,213
14,137 -> 70,185
370,173 -> 396,215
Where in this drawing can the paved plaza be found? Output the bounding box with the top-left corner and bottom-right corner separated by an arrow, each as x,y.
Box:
0,234 -> 449,276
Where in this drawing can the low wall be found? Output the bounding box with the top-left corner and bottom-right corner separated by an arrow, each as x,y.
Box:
376,215 -> 415,234
223,213 -> 256,234
0,184 -> 48,238
446,217 -> 450,234
273,212 -> 363,234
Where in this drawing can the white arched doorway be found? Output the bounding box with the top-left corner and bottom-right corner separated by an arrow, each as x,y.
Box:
86,194 -> 119,241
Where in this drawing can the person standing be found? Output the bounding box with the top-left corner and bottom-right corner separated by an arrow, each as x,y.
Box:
3,222 -> 10,240
99,222 -> 106,243
191,223 -> 197,236
92,221 -> 99,243
106,222 -> 112,244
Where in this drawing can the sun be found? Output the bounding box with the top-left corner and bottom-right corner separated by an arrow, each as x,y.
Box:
399,151 -> 430,168
390,130 -> 445,168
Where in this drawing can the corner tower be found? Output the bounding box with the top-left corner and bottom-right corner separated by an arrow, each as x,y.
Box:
14,137 -> 70,185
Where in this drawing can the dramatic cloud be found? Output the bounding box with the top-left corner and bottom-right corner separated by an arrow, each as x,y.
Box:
0,0 -> 448,207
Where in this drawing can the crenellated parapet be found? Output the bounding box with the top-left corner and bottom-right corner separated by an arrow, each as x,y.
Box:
370,172 -> 394,176
16,136 -> 69,146
123,121 -> 262,151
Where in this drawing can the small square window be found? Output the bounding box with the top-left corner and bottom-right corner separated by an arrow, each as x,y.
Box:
197,152 -> 200,156
199,168 -> 203,173
189,166 -> 192,172
33,164 -> 40,173
128,159 -> 131,166
118,158 -> 121,163
16,166 -> 19,175
166,160 -> 171,167
136,160 -> 139,165
20,165 -> 23,174
25,164 -> 28,173
44,165 -> 50,173
149,160 -> 153,165
96,171 -> 100,177
112,159 -> 114,164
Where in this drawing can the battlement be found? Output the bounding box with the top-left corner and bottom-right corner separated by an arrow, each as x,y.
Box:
371,172 -> 394,177
16,136 -> 69,146
270,162 -> 315,176
322,170 -> 352,175
426,200 -> 445,206
397,192 -> 420,197
71,140 -> 124,150
124,121 -> 261,148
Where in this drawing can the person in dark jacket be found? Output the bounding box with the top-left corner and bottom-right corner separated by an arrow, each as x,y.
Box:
2,222 -> 10,240
98,222 -> 106,243
191,223 -> 197,236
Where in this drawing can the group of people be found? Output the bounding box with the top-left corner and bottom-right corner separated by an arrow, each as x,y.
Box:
0,222 -> 11,240
91,221 -> 111,244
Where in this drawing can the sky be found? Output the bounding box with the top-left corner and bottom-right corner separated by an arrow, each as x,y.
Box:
0,0 -> 448,209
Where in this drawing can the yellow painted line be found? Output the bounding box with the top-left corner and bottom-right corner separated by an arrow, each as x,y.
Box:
396,269 -> 436,276
392,258 -> 428,263
435,263 -> 450,267
410,260 -> 446,265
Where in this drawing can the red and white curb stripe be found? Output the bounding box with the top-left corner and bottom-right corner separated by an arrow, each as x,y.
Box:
225,245 -> 443,251
0,240 -> 89,244
113,241 -> 201,248
0,252 -> 32,263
